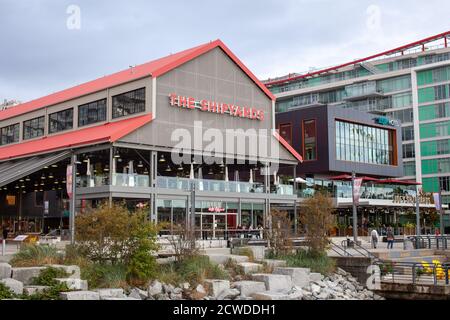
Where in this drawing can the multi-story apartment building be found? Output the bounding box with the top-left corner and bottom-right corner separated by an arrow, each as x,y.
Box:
265,31 -> 450,207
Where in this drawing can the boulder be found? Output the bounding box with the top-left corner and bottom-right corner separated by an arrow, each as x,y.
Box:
169,292 -> 183,300
251,274 -> 292,292
232,280 -> 266,297
128,288 -> 148,300
60,291 -> 100,300
101,296 -> 140,300
309,273 -> 324,282
190,284 -> 207,300
273,267 -> 310,288
261,259 -> 287,269
0,278 -> 24,295
237,262 -> 262,274
24,285 -> 50,295
205,254 -> 249,265
0,263 -> 12,279
11,267 -> 46,285
95,288 -> 126,299
46,265 -> 81,279
181,282 -> 190,290
217,288 -> 240,300
55,278 -> 88,291
252,291 -> 302,300
148,280 -> 163,296
163,283 -> 175,294
204,279 -> 230,298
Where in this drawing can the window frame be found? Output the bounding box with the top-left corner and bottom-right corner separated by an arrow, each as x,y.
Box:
23,116 -> 45,140
48,108 -> 74,134
112,87 -> 146,119
302,119 -> 318,162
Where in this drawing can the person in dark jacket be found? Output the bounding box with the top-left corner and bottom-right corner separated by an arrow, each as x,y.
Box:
386,226 -> 394,249
2,225 -> 9,240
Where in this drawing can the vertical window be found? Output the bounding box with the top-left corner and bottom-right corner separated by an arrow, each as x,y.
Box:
49,108 -> 73,134
0,123 -> 20,145
78,99 -> 107,127
439,176 -> 450,192
23,116 -> 45,140
279,123 -> 292,145
303,120 -> 317,161
437,140 -> 450,155
402,144 -> 415,158
112,88 -> 145,119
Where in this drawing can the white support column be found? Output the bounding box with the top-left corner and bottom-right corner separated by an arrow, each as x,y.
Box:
152,77 -> 157,119
411,69 -> 422,184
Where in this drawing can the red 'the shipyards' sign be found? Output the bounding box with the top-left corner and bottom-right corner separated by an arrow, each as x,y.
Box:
169,93 -> 265,121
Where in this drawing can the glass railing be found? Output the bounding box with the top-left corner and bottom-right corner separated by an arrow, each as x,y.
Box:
78,175 -> 109,187
112,173 -> 150,187
344,81 -> 382,99
298,183 -> 416,200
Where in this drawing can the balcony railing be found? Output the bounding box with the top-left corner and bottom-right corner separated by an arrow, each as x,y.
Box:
78,174 -> 294,195
344,81 -> 384,100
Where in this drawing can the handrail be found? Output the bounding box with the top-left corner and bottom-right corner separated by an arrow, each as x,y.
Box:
407,235 -> 450,250
328,240 -> 353,257
341,239 -> 380,262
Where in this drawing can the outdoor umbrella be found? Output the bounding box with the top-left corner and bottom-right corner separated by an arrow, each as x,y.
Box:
224,166 -> 229,182
235,170 -> 240,193
249,169 -> 253,184
189,163 -> 195,180
198,167 -> 204,190
128,160 -> 135,187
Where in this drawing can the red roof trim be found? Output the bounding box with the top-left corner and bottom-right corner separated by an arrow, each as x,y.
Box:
0,114 -> 152,161
265,30 -> 450,86
0,40 -> 274,121
273,130 -> 303,162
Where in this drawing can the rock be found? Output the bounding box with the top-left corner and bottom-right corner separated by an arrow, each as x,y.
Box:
95,288 -> 126,299
204,279 -> 230,298
237,262 -> 262,274
251,274 -> 293,292
190,284 -> 207,300
0,263 -> 12,279
47,265 -> 80,279
163,283 -> 175,294
60,291 -> 100,300
217,288 -> 240,300
336,268 -> 348,276
24,285 -> 50,295
345,283 -> 356,292
309,273 -> 324,282
148,280 -> 163,296
0,278 -> 24,295
316,291 -> 330,300
173,287 -> 182,294
170,292 -> 183,300
55,278 -> 88,291
181,282 -> 190,290
310,283 -> 321,294
261,259 -> 287,269
273,267 -> 310,288
205,254 -> 249,265
154,293 -> 170,300
11,267 -> 46,285
102,296 -> 140,300
232,280 -> 266,297
128,288 -> 147,300
253,290 -> 302,300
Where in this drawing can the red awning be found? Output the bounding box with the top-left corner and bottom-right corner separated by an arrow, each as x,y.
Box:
329,175 -> 379,182
0,114 -> 152,161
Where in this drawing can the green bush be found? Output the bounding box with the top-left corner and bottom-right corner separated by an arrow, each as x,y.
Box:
267,250 -> 335,276
32,267 -> 69,286
10,244 -> 63,267
158,255 -> 229,285
0,282 -> 15,300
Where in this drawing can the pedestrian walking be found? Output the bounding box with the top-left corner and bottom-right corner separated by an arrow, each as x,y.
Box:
371,228 -> 379,249
386,226 -> 394,249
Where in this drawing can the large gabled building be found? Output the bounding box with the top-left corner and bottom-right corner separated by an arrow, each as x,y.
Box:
0,40 -> 301,238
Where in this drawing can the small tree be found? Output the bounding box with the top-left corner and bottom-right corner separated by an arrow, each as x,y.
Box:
266,209 -> 293,256
167,223 -> 199,262
300,192 -> 335,256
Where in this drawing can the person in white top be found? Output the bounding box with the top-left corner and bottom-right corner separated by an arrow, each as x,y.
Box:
371,229 -> 379,249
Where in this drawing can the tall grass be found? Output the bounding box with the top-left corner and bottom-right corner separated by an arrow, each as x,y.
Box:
10,244 -> 63,267
267,249 -> 336,276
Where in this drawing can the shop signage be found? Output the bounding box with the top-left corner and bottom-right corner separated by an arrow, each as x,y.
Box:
208,207 -> 226,213
374,116 -> 399,127
353,178 -> 363,205
393,191 -> 433,205
169,93 -> 265,121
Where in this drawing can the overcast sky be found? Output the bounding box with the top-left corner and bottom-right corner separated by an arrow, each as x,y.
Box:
1,0 -> 449,103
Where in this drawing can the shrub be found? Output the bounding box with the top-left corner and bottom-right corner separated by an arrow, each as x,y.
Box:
300,192 -> 335,256
24,283 -> 69,300
266,209 -> 293,256
158,255 -> 229,285
75,203 -> 160,266
10,244 -> 63,267
233,247 -> 254,262
81,263 -> 129,289
31,267 -> 69,286
0,282 -> 15,300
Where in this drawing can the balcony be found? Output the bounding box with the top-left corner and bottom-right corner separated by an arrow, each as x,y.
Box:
344,81 -> 384,101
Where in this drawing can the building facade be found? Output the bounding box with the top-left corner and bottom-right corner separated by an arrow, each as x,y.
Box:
267,32 -> 450,233
0,40 -> 300,238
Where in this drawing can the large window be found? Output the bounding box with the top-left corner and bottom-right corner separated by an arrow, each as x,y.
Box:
439,176 -> 450,192
112,88 -> 145,119
23,116 -> 45,140
78,99 -> 107,127
303,120 -> 317,161
0,123 -> 20,145
402,143 -> 415,159
402,126 -> 414,141
335,120 -> 395,165
49,108 -> 73,134
279,123 -> 292,145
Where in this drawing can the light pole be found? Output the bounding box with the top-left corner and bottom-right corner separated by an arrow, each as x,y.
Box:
415,185 -> 421,236
351,171 -> 358,243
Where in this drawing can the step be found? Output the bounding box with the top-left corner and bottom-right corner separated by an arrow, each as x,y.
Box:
372,249 -> 436,260
387,255 -> 447,264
